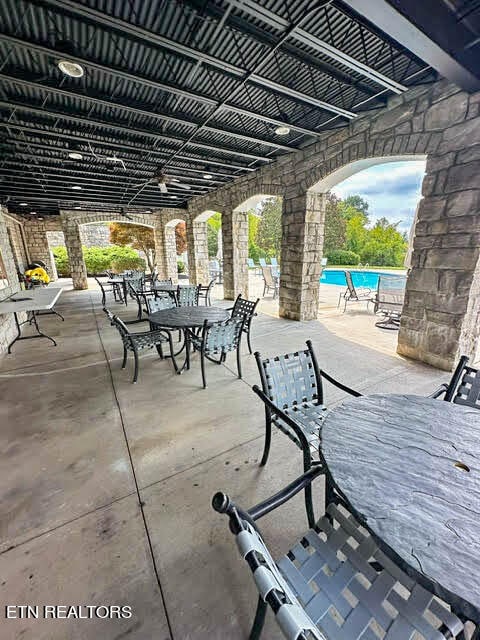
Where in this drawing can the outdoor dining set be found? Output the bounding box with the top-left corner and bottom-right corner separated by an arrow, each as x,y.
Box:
97,270 -> 259,386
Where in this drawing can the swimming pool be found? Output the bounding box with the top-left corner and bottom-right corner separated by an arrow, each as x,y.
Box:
320,269 -> 402,289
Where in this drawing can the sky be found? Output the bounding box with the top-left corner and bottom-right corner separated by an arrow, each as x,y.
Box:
331,160 -> 426,232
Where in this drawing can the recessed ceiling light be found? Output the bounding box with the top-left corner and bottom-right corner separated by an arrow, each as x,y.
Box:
144,209 -> 152,213
58,59 -> 84,78
275,125 -> 290,135
169,178 -> 179,183
74,206 -> 82,210
170,195 -> 178,199
30,211 -> 37,215
19,202 -> 28,206
68,152 -> 83,160
203,173 -> 213,179
38,216 -> 44,220
71,185 -> 82,190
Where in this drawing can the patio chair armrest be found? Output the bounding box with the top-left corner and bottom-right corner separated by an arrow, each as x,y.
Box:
320,370 -> 362,397
212,466 -> 324,525
429,383 -> 448,399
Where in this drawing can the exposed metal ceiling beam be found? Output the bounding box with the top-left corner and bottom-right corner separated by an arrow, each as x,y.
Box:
0,150 -> 226,185
182,0 -> 378,96
0,34 -> 327,138
0,185 -> 185,205
0,100 -> 270,162
226,0 -> 407,94
0,74 -> 295,152
0,170 -> 209,195
28,0 -> 360,117
0,124 -> 253,174
339,0 -> 480,92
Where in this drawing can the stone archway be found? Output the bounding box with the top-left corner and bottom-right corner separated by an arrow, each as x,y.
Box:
163,217 -> 186,284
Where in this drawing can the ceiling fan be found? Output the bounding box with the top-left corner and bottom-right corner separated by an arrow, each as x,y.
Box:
133,166 -> 191,193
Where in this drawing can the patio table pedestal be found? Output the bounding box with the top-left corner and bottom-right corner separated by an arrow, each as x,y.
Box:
321,393 -> 480,624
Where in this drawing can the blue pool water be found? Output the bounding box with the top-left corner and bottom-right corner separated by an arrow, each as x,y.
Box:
320,269 -> 393,289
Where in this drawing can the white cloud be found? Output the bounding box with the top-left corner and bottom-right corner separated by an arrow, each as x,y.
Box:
332,161 -> 426,231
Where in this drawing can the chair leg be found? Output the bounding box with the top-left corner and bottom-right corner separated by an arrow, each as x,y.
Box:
249,596 -> 267,640
156,342 -> 164,359
302,449 -> 315,529
260,414 -> 272,467
132,349 -> 139,383
201,350 -> 207,388
121,346 -> 128,369
246,326 -> 253,354
236,345 -> 242,379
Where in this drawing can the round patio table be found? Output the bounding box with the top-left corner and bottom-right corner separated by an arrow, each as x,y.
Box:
148,306 -> 229,373
321,393 -> 480,624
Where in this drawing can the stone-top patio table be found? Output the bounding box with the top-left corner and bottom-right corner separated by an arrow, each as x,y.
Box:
0,286 -> 62,353
322,394 -> 480,624
148,306 -> 229,373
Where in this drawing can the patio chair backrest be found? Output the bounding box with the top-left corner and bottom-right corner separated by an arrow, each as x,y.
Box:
146,295 -> 175,313
376,275 -> 406,312
259,258 -> 267,267
103,308 -> 131,343
270,257 -> 278,267
445,355 -> 480,409
231,294 -> 259,323
344,270 -> 358,299
256,341 -> 323,410
247,258 -> 255,268
156,278 -> 173,286
321,257 -> 328,267
94,276 -> 107,294
262,266 -> 276,287
204,316 -> 244,354
177,284 -> 199,306
128,275 -> 144,292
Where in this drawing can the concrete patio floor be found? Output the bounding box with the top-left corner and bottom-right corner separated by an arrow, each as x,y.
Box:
0,279 -> 447,639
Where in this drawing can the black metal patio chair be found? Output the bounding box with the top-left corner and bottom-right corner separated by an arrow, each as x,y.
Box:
261,266 -> 279,298
212,465 -> 467,640
431,355 -> 480,409
177,284 -> 200,306
188,315 -> 245,388
126,281 -> 156,322
228,294 -> 260,354
146,294 -> 176,315
198,277 -> 217,306
254,340 -> 361,526
103,308 -> 176,383
338,270 -> 371,313
94,276 -> 123,306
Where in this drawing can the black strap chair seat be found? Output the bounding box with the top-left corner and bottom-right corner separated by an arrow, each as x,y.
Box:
274,401 -> 328,455
212,467 -> 467,640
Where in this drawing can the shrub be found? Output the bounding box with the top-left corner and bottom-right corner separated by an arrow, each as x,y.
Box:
52,246 -> 70,276
111,255 -> 146,273
326,249 -> 360,265
177,260 -> 185,273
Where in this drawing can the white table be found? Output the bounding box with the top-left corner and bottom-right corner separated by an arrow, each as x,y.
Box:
0,287 -> 63,353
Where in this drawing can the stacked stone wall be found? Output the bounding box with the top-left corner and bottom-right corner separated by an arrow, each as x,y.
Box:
0,207 -> 25,354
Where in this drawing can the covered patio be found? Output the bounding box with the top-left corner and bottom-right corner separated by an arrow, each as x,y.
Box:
1,0 -> 480,638
1,282 -> 447,639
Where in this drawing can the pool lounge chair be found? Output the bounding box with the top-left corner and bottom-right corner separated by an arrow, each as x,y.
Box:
372,274 -> 406,329
338,270 -> 371,312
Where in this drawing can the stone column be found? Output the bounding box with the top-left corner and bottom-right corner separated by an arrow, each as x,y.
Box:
398,154 -> 480,370
165,225 -> 178,284
153,223 -> 168,279
222,209 -> 249,299
279,190 -> 326,320
187,219 -> 209,285
23,221 -> 57,280
60,214 -> 88,289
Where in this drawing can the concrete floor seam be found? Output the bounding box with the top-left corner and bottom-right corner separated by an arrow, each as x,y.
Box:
91,294 -> 176,640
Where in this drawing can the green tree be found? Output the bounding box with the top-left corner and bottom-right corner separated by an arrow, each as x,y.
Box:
175,221 -> 187,255
256,197 -> 282,257
323,193 -> 346,255
206,212 -> 221,258
360,218 -> 407,266
343,195 -> 369,216
109,223 -> 155,272
248,212 -> 261,261
345,214 -> 368,255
